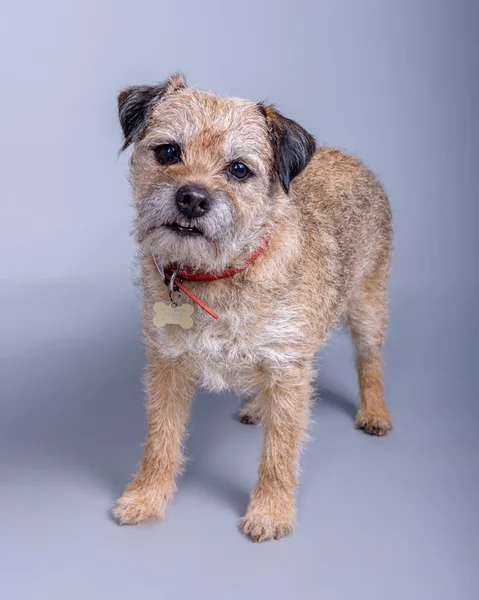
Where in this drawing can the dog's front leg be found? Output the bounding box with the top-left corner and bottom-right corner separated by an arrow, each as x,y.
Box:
113,355 -> 195,525
239,361 -> 313,542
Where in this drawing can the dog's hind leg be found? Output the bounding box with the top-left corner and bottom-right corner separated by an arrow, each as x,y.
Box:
347,262 -> 392,436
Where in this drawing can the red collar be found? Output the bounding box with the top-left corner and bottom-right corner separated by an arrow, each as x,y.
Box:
164,237 -> 270,281
152,237 -> 271,320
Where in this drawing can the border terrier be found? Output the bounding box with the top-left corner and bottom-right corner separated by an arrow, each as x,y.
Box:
112,73 -> 393,542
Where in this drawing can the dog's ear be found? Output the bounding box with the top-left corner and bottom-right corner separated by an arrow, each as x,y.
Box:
118,72 -> 187,151
259,104 -> 316,193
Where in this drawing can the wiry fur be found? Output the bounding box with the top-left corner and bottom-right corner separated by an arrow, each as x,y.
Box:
112,74 -> 393,542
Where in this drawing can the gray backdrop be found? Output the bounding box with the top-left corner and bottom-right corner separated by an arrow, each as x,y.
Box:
1,0 -> 477,598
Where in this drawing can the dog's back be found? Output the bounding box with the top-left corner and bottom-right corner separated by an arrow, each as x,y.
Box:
293,147 -> 393,300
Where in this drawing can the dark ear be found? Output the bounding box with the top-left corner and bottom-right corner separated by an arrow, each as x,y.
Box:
260,104 -> 316,193
118,72 -> 187,151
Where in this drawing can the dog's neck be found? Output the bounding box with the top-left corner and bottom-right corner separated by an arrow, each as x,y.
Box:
151,235 -> 273,320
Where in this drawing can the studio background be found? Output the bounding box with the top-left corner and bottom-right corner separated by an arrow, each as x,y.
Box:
1,1 -> 477,599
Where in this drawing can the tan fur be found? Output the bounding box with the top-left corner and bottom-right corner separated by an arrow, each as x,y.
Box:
113,76 -> 393,541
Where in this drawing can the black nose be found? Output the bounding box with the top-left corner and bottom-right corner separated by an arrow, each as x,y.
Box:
175,185 -> 212,219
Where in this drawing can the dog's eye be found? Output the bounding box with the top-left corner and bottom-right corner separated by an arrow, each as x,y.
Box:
154,144 -> 181,165
229,162 -> 251,181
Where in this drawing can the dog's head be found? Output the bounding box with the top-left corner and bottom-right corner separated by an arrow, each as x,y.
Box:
119,73 -> 315,271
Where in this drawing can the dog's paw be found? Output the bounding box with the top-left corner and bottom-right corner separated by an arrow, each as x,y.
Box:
238,508 -> 296,542
238,399 -> 262,425
112,487 -> 167,525
355,411 -> 392,436
238,410 -> 261,425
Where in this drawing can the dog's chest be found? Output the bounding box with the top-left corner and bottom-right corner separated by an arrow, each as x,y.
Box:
153,301 -> 301,393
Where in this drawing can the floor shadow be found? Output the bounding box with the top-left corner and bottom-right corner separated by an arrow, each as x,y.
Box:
314,386 -> 357,419
183,469 -> 250,516
181,392 -> 251,516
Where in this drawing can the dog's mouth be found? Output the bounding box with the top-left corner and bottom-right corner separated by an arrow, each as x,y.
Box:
164,223 -> 205,237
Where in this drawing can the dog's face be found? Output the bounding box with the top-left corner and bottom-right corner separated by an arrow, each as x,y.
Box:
119,74 -> 315,271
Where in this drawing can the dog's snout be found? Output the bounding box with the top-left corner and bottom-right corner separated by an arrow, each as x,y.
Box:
175,185 -> 211,219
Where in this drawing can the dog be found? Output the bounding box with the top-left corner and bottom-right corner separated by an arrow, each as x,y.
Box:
112,73 -> 393,542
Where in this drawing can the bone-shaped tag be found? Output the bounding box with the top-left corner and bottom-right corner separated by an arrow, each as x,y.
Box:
153,301 -> 194,329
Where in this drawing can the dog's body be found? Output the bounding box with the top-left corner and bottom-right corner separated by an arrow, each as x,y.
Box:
113,74 -> 393,541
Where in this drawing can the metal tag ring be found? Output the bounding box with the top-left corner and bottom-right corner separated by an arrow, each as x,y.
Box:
168,288 -> 182,307
168,267 -> 182,307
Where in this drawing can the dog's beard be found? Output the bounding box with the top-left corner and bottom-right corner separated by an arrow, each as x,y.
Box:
134,184 -> 262,271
